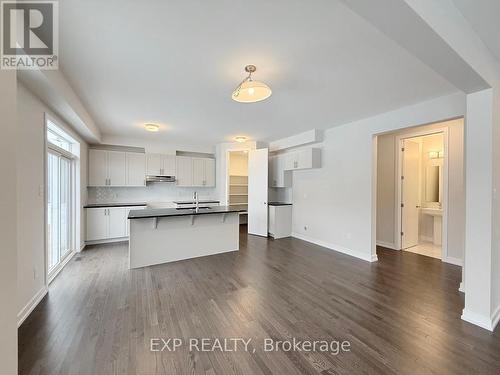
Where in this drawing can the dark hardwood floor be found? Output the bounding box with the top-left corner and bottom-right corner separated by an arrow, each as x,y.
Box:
19,227 -> 500,374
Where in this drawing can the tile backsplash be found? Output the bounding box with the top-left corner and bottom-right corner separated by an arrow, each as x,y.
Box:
88,184 -> 217,204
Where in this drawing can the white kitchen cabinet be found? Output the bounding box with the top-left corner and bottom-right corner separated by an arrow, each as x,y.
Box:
146,153 -> 162,176
126,152 -> 146,186
107,151 -> 127,186
268,204 -> 292,239
269,154 -> 292,188
146,154 -> 176,176
89,149 -> 144,187
86,207 -> 133,241
284,148 -> 321,171
205,158 -> 215,186
176,156 -> 193,186
177,156 -> 215,187
192,157 -> 206,186
162,155 -> 176,176
88,149 -> 108,186
86,208 -> 108,241
108,208 -> 127,239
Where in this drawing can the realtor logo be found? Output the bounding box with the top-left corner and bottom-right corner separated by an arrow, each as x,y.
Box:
1,1 -> 58,69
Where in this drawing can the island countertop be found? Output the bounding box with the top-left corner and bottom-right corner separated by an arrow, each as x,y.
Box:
128,205 -> 246,219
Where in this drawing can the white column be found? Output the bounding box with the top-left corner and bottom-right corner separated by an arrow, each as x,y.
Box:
0,70 -> 18,374
462,89 -> 495,330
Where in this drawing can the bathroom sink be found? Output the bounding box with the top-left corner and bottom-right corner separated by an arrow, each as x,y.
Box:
420,207 -> 443,217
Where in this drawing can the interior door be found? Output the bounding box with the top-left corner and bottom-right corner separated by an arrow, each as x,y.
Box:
401,139 -> 420,249
248,148 -> 269,236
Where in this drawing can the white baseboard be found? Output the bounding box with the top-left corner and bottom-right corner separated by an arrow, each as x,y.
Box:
292,232 -> 377,263
443,256 -> 463,267
491,304 -> 500,332
461,309 -> 498,331
85,237 -> 128,246
17,286 -> 48,327
459,282 -> 464,293
80,242 -> 86,252
376,240 -> 398,250
420,235 -> 433,242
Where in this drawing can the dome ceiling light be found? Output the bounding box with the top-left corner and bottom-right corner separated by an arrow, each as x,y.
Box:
144,123 -> 160,132
232,65 -> 272,103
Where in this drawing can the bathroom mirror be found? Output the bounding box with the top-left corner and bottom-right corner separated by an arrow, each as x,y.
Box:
425,166 -> 440,203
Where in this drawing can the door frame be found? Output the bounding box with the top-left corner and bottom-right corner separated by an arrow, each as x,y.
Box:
44,114 -> 78,284
395,127 -> 449,260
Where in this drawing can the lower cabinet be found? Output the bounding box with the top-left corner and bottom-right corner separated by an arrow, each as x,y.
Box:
87,207 -> 135,241
268,205 -> 292,239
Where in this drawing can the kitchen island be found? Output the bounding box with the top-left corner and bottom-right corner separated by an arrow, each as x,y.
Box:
128,205 -> 245,269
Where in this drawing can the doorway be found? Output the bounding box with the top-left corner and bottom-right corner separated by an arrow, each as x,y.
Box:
47,148 -> 73,276
398,132 -> 446,259
46,117 -> 80,282
226,148 -> 269,237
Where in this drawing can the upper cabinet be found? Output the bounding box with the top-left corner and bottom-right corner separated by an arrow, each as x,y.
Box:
284,148 -> 321,171
146,153 -> 176,176
177,156 -> 215,187
126,152 -> 146,186
89,149 -> 145,187
176,156 -> 193,186
269,154 -> 292,188
89,148 -> 215,188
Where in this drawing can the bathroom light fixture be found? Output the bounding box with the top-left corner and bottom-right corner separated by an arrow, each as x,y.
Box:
144,123 -> 160,132
234,136 -> 248,143
232,65 -> 272,103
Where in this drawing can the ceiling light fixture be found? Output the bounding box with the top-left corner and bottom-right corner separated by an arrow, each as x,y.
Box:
234,136 -> 248,143
144,123 -> 160,132
232,65 -> 272,103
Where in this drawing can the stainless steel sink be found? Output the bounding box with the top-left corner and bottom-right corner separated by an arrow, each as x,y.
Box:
175,207 -> 212,210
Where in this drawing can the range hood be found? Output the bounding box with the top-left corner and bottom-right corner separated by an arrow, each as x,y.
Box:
146,175 -> 176,183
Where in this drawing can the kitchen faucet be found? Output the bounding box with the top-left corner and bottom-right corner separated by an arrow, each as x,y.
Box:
194,191 -> 199,212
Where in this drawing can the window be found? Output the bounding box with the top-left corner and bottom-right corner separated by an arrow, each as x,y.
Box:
46,117 -> 79,280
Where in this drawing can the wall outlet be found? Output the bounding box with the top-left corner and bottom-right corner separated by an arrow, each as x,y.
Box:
33,268 -> 37,280
38,184 -> 44,197
346,232 -> 352,240
304,225 -> 308,231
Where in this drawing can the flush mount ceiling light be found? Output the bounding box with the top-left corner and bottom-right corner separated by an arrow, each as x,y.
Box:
234,136 -> 248,143
232,65 -> 272,103
144,123 -> 160,132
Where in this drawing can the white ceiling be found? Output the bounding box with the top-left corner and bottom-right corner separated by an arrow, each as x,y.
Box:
59,0 -> 458,146
453,0 -> 500,64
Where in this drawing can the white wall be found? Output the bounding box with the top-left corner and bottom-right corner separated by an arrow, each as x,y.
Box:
0,71 -> 18,375
228,152 -> 248,176
16,83 -> 89,322
376,119 -> 464,264
283,92 -> 465,262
